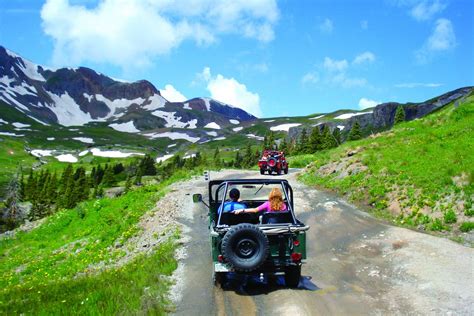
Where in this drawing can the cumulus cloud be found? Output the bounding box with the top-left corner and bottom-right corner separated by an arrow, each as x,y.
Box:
319,18 -> 333,33
353,51 -> 375,65
410,0 -> 446,21
40,0 -> 279,68
199,67 -> 262,117
358,98 -> 380,109
394,82 -> 442,88
301,72 -> 319,84
160,84 -> 187,102
415,18 -> 456,63
323,57 -> 348,72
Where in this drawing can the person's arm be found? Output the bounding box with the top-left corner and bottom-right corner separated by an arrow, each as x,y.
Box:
235,202 -> 268,214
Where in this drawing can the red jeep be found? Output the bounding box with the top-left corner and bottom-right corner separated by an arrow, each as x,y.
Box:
258,150 -> 289,175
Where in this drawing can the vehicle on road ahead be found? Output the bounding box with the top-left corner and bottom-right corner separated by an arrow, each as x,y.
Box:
258,150 -> 289,175
193,179 -> 309,287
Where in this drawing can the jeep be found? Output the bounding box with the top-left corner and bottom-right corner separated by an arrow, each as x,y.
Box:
193,179 -> 309,287
258,150 -> 289,175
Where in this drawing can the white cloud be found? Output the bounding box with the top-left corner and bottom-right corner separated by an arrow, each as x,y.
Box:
41,0 -> 279,68
410,0 -> 446,21
360,20 -> 368,30
358,98 -> 381,109
319,18 -> 333,33
394,82 -> 443,88
199,67 -> 262,117
160,84 -> 187,102
301,72 -> 319,84
353,51 -> 375,65
323,57 -> 348,72
332,73 -> 367,88
415,18 -> 456,63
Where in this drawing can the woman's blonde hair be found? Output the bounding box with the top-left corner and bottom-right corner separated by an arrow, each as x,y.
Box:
269,188 -> 284,211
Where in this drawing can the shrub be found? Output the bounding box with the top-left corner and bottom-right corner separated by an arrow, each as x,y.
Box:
465,209 -> 474,217
459,222 -> 474,232
444,209 -> 457,224
429,218 -> 445,231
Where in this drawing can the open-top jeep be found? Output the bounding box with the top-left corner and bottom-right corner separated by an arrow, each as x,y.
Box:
193,179 -> 309,287
258,150 -> 289,175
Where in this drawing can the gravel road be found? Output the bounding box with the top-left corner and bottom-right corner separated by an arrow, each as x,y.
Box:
169,169 -> 473,315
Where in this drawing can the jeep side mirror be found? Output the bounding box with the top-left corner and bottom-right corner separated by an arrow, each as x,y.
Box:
193,194 -> 202,203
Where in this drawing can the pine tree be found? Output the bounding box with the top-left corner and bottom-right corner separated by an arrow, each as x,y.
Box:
243,144 -> 253,168
234,151 -> 242,168
124,174 -> 132,193
394,105 -> 406,124
309,127 -> 321,152
321,125 -> 337,149
139,155 -> 156,176
101,165 -> 115,187
348,121 -> 362,141
297,128 -> 309,154
279,137 -> 288,154
213,147 -> 221,168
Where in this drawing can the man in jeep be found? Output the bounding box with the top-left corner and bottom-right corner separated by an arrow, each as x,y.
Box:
218,188 -> 247,214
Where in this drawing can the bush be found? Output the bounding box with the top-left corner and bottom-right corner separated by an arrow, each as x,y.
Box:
459,222 -> 474,232
429,218 -> 445,231
444,209 -> 457,224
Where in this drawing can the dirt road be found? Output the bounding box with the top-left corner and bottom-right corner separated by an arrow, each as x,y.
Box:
170,169 -> 473,315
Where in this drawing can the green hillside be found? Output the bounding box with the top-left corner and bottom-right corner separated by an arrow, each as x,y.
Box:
295,94 -> 474,242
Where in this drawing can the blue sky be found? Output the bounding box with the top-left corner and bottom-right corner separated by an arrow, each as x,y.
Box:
0,0 -> 472,118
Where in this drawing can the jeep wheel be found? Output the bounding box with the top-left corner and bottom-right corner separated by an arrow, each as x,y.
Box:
277,168 -> 282,175
222,224 -> 269,272
285,265 -> 301,288
284,167 -> 288,174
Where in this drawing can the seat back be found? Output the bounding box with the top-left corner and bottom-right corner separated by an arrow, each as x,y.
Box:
261,211 -> 294,224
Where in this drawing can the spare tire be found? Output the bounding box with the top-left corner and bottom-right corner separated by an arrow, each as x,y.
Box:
222,224 -> 269,272
267,157 -> 277,167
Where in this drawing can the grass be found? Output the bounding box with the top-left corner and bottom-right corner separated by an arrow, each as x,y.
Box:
0,169 -> 196,314
297,94 -> 474,238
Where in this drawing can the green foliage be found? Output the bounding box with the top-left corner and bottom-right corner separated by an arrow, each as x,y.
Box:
429,218 -> 445,231
444,209 -> 457,224
348,121 -> 362,140
394,105 -> 406,124
459,222 -> 474,232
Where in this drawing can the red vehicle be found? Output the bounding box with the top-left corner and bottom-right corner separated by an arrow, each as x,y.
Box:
258,150 -> 289,175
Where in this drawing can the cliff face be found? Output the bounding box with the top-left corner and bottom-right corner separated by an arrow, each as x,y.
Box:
289,86 -> 473,139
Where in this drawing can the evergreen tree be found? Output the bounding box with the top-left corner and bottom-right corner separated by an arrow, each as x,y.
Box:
309,127 -> 321,152
348,121 -> 362,141
297,128 -> 309,154
101,165 -> 115,187
139,155 -> 156,176
321,125 -> 337,149
394,105 -> 406,124
213,147 -> 221,168
234,151 -> 242,168
279,137 -> 288,154
243,144 -> 253,168
124,174 -> 132,193
113,163 -> 125,175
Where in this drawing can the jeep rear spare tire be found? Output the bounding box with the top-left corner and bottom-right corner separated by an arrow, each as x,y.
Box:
222,224 -> 269,272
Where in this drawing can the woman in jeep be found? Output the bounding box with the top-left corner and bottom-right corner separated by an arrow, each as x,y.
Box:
235,188 -> 287,214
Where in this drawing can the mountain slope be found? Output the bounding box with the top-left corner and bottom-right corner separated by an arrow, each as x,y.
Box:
297,93 -> 474,242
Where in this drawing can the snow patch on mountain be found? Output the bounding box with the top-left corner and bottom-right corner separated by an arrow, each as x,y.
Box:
90,148 -> 144,158
206,131 -> 218,137
83,93 -> 93,102
204,122 -> 221,129
264,119 -> 275,122
12,122 -> 30,128
156,154 -> 174,163
233,126 -> 243,132
6,49 -> 46,82
109,121 -> 140,133
214,136 -> 226,141
72,137 -> 94,144
334,112 -> 372,120
0,132 -> 24,137
0,75 -> 15,87
337,125 -> 345,130
95,94 -> 144,117
183,102 -> 191,110
246,134 -> 264,141
47,92 -> 94,126
270,123 -> 301,132
143,94 -> 166,111
47,137 -> 55,141
144,132 -> 200,143
309,115 -> 325,120
0,118 -> 7,124
1,93 -> 29,111
31,149 -> 54,157
55,154 -> 78,163
151,110 -> 197,129
229,119 -> 240,125
203,98 -> 211,111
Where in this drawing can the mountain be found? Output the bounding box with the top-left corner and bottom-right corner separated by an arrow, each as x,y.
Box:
0,46 -> 256,136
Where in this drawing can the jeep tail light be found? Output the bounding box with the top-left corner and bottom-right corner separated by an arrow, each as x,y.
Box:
293,240 -> 300,247
291,252 -> 302,262
218,255 -> 224,263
